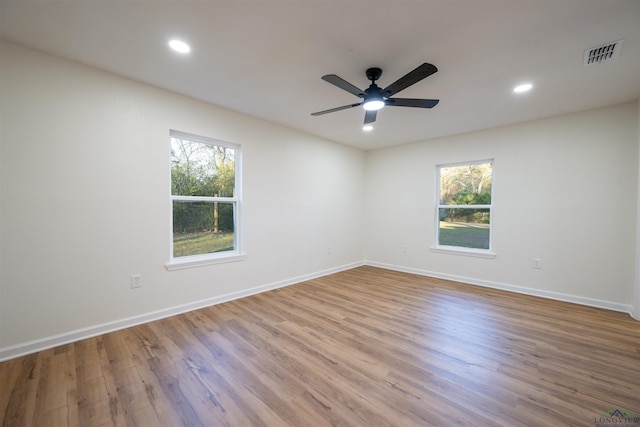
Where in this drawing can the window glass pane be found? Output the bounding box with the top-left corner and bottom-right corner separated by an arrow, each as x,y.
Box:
438,208 -> 490,249
173,201 -> 235,257
440,162 -> 492,205
171,138 -> 235,197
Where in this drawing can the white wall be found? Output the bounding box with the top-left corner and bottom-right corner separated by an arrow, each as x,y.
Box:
364,102 -> 639,311
0,41 -> 365,358
1,40 -> 639,360
634,99 -> 640,320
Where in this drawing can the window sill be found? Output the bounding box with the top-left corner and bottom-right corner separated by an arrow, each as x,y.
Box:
430,246 -> 496,259
166,252 -> 247,271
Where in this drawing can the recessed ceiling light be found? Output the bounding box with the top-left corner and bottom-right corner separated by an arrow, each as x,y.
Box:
513,83 -> 533,93
363,125 -> 374,131
169,39 -> 191,54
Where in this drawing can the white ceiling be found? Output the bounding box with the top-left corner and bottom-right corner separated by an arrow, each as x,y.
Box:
1,1 -> 639,150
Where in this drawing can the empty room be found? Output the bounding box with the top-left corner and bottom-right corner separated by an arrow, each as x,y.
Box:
1,1 -> 640,426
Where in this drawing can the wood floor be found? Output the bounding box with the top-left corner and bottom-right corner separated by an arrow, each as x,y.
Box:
1,266 -> 639,426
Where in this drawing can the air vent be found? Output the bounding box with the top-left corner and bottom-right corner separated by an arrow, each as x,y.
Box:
583,39 -> 624,65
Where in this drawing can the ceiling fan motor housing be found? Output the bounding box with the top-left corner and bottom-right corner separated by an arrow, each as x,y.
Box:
365,85 -> 384,98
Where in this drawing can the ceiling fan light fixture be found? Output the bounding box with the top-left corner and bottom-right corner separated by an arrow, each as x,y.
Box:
363,98 -> 385,111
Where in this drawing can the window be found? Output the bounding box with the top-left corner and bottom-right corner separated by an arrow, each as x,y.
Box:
435,160 -> 493,254
167,130 -> 243,269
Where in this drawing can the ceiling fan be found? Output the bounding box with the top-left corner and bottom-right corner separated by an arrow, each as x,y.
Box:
311,63 -> 439,126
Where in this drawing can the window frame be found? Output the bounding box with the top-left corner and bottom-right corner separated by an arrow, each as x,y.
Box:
166,130 -> 245,270
432,159 -> 496,258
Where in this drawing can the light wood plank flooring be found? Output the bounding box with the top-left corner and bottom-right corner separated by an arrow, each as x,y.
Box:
2,266 -> 640,426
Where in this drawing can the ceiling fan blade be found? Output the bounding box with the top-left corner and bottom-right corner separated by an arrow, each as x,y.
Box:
321,74 -> 366,98
364,109 -> 377,125
382,63 -> 438,97
311,102 -> 362,116
386,98 -> 440,108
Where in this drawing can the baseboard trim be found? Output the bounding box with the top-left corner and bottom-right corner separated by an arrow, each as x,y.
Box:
0,261 -> 364,362
365,260 -> 634,315
3,259 -> 634,361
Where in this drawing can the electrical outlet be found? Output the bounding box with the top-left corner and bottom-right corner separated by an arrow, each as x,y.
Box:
131,274 -> 142,288
402,245 -> 408,253
327,246 -> 332,255
532,258 -> 542,269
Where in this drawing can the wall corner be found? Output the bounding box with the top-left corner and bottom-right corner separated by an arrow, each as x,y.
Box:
633,99 -> 640,321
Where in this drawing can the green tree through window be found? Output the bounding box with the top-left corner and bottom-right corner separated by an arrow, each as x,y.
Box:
437,161 -> 493,250
170,131 -> 240,259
